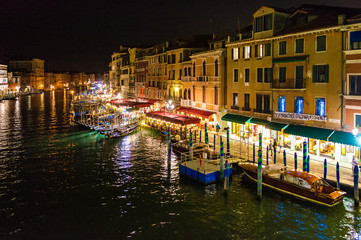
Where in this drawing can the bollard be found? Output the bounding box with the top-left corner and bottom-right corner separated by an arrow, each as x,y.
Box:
227,128 -> 230,156
307,155 -> 310,172
274,147 -> 277,164
303,141 -> 307,171
200,129 -> 202,143
257,150 -> 262,200
214,134 -> 216,151
168,127 -> 171,165
283,150 -> 287,167
253,143 -> 256,163
189,132 -> 193,160
324,159 -> 327,181
336,162 -> 340,189
354,165 -> 359,206
205,123 -> 208,144
220,141 -> 224,179
180,127 -> 182,140
259,133 -> 263,151
266,146 -> 269,165
294,152 -> 297,170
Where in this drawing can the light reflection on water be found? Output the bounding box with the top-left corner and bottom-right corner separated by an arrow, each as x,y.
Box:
0,91 -> 361,239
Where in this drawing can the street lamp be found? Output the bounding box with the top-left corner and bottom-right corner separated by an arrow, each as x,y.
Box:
353,127 -> 358,137
165,100 -> 174,115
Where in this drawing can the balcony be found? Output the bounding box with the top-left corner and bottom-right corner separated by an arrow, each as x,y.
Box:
271,79 -> 306,89
209,76 -> 220,82
196,76 -> 209,82
231,105 -> 239,110
181,76 -> 192,82
181,99 -> 191,106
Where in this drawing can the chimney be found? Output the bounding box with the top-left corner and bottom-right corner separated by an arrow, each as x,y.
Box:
338,14 -> 346,25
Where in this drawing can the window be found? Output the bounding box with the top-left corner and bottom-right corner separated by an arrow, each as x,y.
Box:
243,46 -> 251,58
259,44 -> 263,57
315,98 -> 325,116
279,67 -> 286,83
180,53 -> 183,62
278,96 -> 286,112
264,68 -> 272,83
295,38 -> 304,53
172,54 -> 176,63
255,44 -> 264,58
316,35 -> 326,52
179,69 -> 182,79
234,69 -> 239,82
356,114 -> 361,128
279,41 -> 286,55
233,93 -> 239,107
163,82 -> 167,90
349,75 -> 361,95
202,86 -> 206,103
244,93 -> 250,110
184,67 -> 187,76
257,68 -> 263,82
265,43 -> 271,56
313,65 -> 329,83
350,31 -> 361,50
245,68 -> 250,83
215,60 -> 218,76
255,45 -> 258,57
193,86 -> 195,101
193,63 -> 195,77
294,97 -> 304,114
264,95 -> 270,113
256,94 -> 263,112
202,61 -> 206,75
215,87 -> 219,105
232,48 -> 240,59
254,14 -> 273,32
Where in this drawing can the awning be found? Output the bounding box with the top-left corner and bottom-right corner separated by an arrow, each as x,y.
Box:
146,111 -> 200,126
283,124 -> 334,141
249,118 -> 270,125
221,113 -> 251,124
176,107 -> 215,118
328,131 -> 360,147
266,122 -> 289,131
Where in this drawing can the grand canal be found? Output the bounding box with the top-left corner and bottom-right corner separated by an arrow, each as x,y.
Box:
0,91 -> 361,239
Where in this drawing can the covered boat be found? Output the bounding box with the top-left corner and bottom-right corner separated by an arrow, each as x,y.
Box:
238,162 -> 346,207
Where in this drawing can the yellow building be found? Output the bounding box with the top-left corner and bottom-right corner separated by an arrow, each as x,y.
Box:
9,58 -> 45,91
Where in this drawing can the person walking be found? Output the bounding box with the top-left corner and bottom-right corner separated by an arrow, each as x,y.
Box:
269,139 -> 273,156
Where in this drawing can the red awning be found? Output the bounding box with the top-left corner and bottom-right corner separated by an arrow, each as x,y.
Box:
146,111 -> 200,126
176,107 -> 215,118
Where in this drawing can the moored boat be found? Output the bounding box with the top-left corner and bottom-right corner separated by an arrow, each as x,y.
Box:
238,162 -> 346,207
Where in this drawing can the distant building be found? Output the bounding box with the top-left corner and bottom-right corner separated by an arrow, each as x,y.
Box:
0,64 -> 8,92
9,58 -> 45,91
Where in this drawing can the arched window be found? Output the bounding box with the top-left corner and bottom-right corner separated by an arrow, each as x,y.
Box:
184,67 -> 187,76
188,67 -> 191,76
202,61 -> 206,76
215,59 -> 218,76
184,89 -> 187,99
188,88 -> 191,100
193,63 -> 196,77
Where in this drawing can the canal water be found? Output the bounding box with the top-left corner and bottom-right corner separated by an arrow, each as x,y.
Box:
1,91 -> 361,240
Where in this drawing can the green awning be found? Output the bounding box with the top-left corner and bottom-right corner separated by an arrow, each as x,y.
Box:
265,122 -> 288,131
273,57 -> 307,64
249,118 -> 270,125
221,113 -> 251,124
283,124 -> 334,141
328,131 -> 360,147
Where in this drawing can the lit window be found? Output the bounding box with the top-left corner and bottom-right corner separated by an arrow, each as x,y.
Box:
278,96 -> 286,112
259,44 -> 264,57
232,48 -> 239,59
315,98 -> 325,116
294,96 -> 303,114
244,46 -> 251,58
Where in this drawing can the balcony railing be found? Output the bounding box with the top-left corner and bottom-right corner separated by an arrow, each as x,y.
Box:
271,79 -> 306,89
181,76 -> 192,82
209,76 -> 220,82
196,76 -> 209,82
181,99 -> 191,107
231,105 -> 239,110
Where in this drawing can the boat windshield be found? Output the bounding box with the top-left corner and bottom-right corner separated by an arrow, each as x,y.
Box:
283,174 -> 311,189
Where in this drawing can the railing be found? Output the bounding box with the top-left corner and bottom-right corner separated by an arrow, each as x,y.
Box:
209,76 -> 220,82
196,76 -> 209,82
271,79 -> 306,89
231,105 -> 239,110
181,99 -> 191,106
181,76 -> 192,82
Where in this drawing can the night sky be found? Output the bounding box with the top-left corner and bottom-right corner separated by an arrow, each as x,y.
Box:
1,0 -> 360,73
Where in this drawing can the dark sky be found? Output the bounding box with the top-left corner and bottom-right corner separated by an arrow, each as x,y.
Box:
1,0 -> 360,73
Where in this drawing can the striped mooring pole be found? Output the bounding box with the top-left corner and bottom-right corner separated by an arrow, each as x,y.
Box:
189,131 -> 193,160
214,134 -> 216,151
266,146 -> 269,165
199,129 -> 202,143
259,133 -> 262,151
224,160 -> 229,191
303,141 -> 307,171
168,127 -> 171,165
194,130 -> 197,143
257,149 -> 262,200
274,147 -> 277,164
336,162 -> 340,189
283,150 -> 287,167
294,152 -> 297,170
324,159 -> 327,181
220,141 -> 224,179
354,165 -> 359,206
205,123 -> 208,144
227,128 -> 230,156
307,155 -> 310,172
253,143 -> 256,163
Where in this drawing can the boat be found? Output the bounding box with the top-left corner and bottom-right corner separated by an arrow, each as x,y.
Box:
109,122 -> 139,138
172,140 -> 208,154
238,162 -> 346,207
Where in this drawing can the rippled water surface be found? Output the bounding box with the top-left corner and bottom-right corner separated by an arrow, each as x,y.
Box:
1,91 -> 361,240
